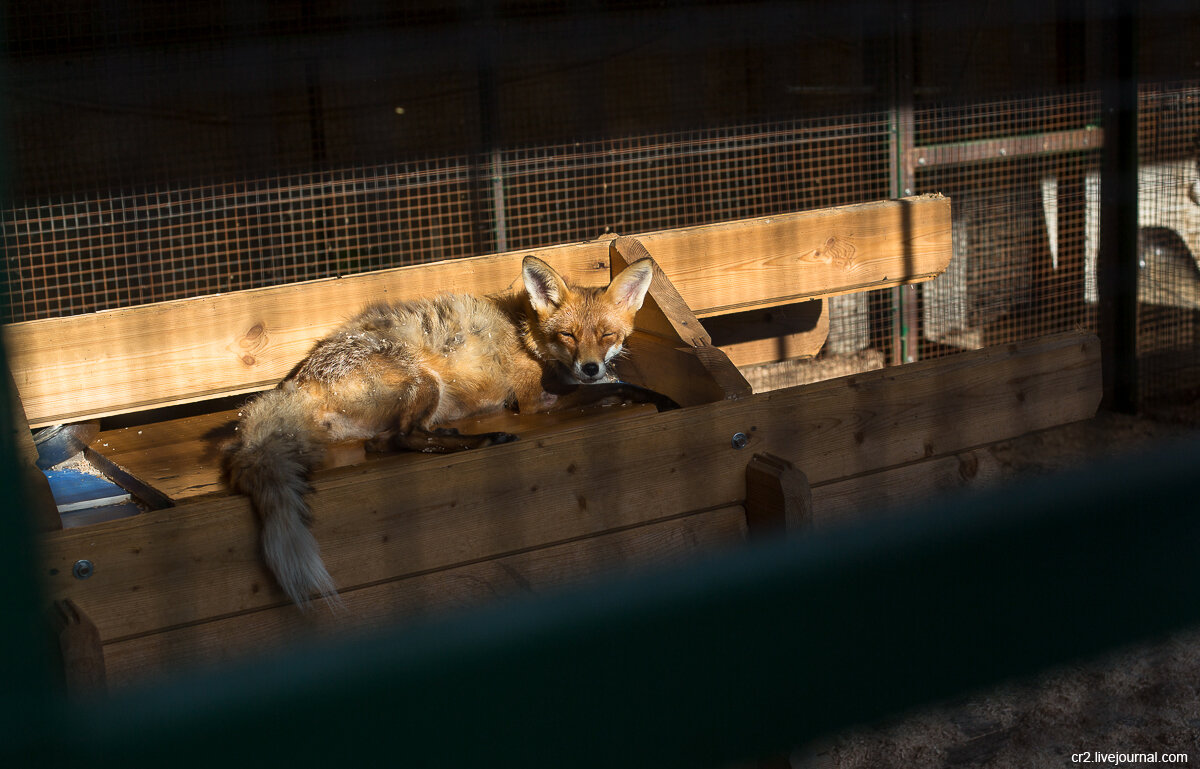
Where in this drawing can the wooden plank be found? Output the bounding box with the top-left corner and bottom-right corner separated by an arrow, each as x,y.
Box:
610,236 -> 713,347
99,505 -> 749,688
632,194 -> 952,317
51,599 -> 107,697
619,334 -> 747,407
704,300 -> 829,367
609,236 -> 752,402
5,197 -> 950,427
744,453 -> 812,539
4,239 -> 613,428
810,448 -> 1006,527
87,402 -> 659,506
37,332 -> 1100,642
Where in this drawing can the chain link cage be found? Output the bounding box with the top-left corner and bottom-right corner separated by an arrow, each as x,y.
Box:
2,1 -> 1198,410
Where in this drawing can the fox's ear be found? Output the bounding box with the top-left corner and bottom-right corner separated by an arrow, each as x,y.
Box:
522,256 -> 570,314
606,258 -> 654,313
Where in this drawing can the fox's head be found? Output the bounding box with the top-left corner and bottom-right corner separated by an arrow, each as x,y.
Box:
521,255 -> 654,384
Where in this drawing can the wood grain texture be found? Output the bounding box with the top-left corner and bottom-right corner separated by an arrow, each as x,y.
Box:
610,236 -> 713,346
620,333 -> 749,407
810,448 -> 1006,526
99,506 -> 748,688
704,300 -> 829,367
609,237 -> 752,401
5,240 -> 612,428
6,197 -> 949,427
38,332 -> 1099,643
744,453 -> 812,538
632,194 -> 952,317
51,598 -> 107,696
89,401 -> 658,505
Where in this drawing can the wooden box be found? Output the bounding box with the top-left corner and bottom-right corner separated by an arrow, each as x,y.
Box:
3,195 -> 1100,691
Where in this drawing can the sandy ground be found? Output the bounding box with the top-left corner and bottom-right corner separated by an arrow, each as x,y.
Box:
796,411 -> 1200,769
740,354 -> 1200,769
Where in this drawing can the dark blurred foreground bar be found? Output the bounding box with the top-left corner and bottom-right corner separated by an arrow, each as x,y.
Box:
5,428 -> 1200,769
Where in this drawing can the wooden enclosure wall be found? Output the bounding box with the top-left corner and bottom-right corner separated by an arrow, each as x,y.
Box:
6,196 -> 951,427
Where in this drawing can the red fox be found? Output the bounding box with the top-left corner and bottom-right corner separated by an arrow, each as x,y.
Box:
225,255 -> 670,608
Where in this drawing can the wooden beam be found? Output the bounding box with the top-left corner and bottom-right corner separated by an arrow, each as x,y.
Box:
4,240 -> 613,428
631,195 -> 951,317
610,236 -> 752,402
810,448 -> 1006,527
5,197 -> 950,427
85,400 -> 659,506
704,300 -> 828,367
744,454 -> 812,539
620,334 -> 751,407
610,236 -> 712,347
50,599 -> 107,697
38,332 -> 1100,644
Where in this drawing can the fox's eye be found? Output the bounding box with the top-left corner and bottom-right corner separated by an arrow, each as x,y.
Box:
601,331 -> 616,339
558,331 -> 576,342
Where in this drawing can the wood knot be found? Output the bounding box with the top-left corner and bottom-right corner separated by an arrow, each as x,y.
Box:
800,236 -> 856,269
227,322 -> 270,367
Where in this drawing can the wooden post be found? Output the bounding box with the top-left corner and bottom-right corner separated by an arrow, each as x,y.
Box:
1097,0 -> 1139,411
51,599 -> 107,697
744,453 -> 813,539
746,451 -> 813,769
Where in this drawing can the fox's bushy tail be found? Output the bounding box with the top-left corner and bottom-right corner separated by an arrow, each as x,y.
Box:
226,384 -> 340,609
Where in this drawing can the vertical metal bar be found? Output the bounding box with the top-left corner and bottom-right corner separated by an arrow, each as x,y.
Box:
1040,0 -> 1090,334
888,0 -> 918,365
471,0 -> 504,255
1098,0 -> 1139,411
490,148 -> 508,253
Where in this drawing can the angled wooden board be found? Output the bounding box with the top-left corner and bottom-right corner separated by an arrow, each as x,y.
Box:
38,332 -> 1099,643
6,196 -> 950,426
620,333 -> 750,407
704,299 -> 829,367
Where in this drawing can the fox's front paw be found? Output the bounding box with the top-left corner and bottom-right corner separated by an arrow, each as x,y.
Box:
612,382 -> 680,412
481,431 -> 519,446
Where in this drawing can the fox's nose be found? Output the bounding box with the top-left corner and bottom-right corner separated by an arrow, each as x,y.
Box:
581,362 -> 600,378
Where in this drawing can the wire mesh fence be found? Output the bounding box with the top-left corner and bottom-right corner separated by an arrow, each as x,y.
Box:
0,114 -> 893,322
1,4 -> 1198,410
913,91 -> 1103,357
1136,82 -> 1200,408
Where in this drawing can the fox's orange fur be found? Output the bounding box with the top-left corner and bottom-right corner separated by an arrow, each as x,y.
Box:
225,256 -> 657,608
